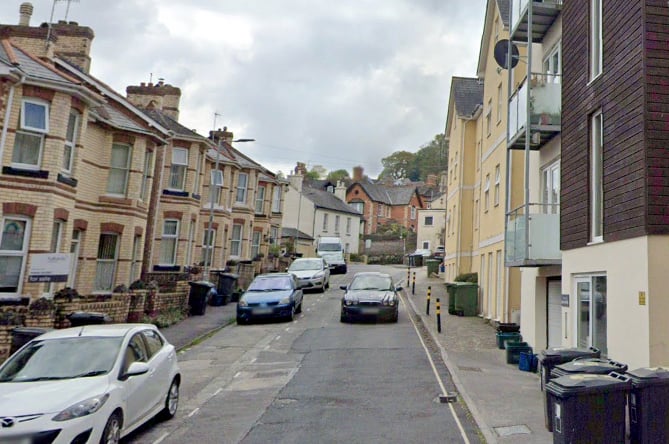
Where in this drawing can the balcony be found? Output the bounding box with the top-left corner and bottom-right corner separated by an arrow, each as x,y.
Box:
508,73 -> 561,150
505,203 -> 561,267
511,0 -> 563,43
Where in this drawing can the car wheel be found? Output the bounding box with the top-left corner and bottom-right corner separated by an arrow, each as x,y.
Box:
295,300 -> 303,314
325,280 -> 330,290
160,378 -> 180,420
236,316 -> 247,325
392,310 -> 399,323
100,411 -> 122,444
287,306 -> 295,321
340,312 -> 348,323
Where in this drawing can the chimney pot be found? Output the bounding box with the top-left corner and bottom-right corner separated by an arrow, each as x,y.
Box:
19,2 -> 33,26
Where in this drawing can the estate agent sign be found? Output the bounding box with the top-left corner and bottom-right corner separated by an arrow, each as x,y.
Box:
28,253 -> 72,283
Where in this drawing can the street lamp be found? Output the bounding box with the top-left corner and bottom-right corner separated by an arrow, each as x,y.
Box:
203,132 -> 254,279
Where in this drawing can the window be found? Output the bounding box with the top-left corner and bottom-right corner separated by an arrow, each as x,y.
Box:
591,0 -> 602,79
193,151 -> 203,193
542,161 -> 560,214
351,201 -> 363,214
591,111 -> 603,241
169,148 -> 188,190
95,233 -> 119,292
484,174 -> 490,211
142,330 -> 164,358
272,186 -> 282,212
496,83 -> 502,123
12,99 -> 49,170
236,173 -> 248,203
210,170 -> 223,207
107,143 -> 131,195
411,206 -> 416,220
255,185 -> 266,214
0,217 -> 31,296
346,217 -> 351,235
544,43 -> 562,83
494,165 -> 500,206
230,224 -> 243,257
123,334 -> 148,374
447,210 -> 451,236
130,235 -> 142,283
270,226 -> 279,245
424,216 -> 434,226
62,111 -> 79,173
377,204 -> 384,217
452,205 -> 456,234
486,99 -> 492,136
251,231 -> 261,258
185,221 -> 195,267
422,241 -> 430,249
140,150 -> 153,202
334,215 -> 340,233
494,17 -> 499,43
69,229 -> 81,288
50,221 -> 63,253
323,214 -> 329,231
159,220 -> 179,265
201,228 -> 216,266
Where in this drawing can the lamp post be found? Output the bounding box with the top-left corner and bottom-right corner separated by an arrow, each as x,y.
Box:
203,128 -> 254,279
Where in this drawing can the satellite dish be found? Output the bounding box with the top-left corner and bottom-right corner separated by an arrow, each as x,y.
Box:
493,40 -> 520,70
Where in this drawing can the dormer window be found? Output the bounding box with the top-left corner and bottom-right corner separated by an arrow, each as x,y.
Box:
327,185 -> 334,193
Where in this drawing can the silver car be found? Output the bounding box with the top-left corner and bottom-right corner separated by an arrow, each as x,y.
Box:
288,257 -> 331,292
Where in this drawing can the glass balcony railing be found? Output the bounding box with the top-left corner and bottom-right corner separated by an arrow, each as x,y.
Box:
508,73 -> 561,144
505,203 -> 561,266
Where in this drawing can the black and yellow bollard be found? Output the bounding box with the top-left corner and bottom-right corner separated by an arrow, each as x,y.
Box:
426,286 -> 431,315
436,297 -> 442,333
407,266 -> 411,286
412,272 -> 416,295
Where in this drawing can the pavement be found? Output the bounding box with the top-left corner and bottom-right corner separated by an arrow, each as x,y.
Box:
157,265 -> 552,444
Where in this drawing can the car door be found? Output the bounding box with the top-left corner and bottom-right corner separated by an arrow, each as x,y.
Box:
322,259 -> 330,285
121,333 -> 154,428
141,329 -> 173,412
292,275 -> 303,307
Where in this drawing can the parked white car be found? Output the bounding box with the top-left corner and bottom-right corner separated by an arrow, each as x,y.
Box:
288,257 -> 331,292
0,324 -> 180,444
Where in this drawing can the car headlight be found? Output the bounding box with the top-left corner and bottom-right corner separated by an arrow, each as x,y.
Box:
238,299 -> 248,307
52,394 -> 109,421
388,300 -> 395,306
279,296 -> 291,304
344,299 -> 357,306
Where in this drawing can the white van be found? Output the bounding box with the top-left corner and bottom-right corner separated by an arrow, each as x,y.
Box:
316,237 -> 347,274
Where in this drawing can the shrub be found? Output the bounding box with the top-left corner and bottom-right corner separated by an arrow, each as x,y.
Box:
29,297 -> 55,312
113,284 -> 128,293
129,280 -> 147,290
142,307 -> 186,329
54,287 -> 80,301
366,254 -> 404,265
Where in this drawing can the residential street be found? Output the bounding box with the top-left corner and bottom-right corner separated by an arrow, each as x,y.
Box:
124,264 -> 482,444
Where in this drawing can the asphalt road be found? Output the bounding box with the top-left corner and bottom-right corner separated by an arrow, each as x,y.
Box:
125,264 -> 482,444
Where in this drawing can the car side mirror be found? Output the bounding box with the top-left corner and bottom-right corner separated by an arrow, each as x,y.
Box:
123,361 -> 150,379
395,286 -> 403,292
340,285 -> 347,290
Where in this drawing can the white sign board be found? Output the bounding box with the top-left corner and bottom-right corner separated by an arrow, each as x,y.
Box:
28,253 -> 72,283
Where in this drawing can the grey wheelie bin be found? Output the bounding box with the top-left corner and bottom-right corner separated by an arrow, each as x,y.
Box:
627,367 -> 669,443
546,373 -> 631,444
538,346 -> 601,391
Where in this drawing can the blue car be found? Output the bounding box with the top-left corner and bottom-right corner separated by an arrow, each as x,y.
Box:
236,273 -> 304,324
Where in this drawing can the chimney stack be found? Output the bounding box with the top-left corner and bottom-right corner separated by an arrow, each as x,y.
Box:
353,166 -> 364,182
426,174 -> 437,187
19,2 -> 33,26
294,162 -> 307,176
126,82 -> 182,121
334,180 -> 347,201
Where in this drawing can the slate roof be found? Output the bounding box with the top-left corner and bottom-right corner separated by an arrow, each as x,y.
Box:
143,109 -> 202,139
281,227 -> 314,241
452,77 -> 484,118
353,181 -> 419,206
302,184 -> 361,215
0,39 -> 76,87
497,0 -> 510,27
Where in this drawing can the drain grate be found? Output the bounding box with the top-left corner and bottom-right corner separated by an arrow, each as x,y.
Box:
458,366 -> 482,372
494,425 -> 531,436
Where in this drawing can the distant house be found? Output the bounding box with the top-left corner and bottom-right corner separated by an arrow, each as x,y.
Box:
416,189 -> 447,253
283,166 -> 361,256
346,166 -> 427,235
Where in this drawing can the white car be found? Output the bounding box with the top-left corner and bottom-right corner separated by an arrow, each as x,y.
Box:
288,257 -> 331,292
0,324 -> 180,444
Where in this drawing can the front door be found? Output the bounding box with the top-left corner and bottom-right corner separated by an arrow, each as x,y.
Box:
547,279 -> 562,347
575,276 -> 607,356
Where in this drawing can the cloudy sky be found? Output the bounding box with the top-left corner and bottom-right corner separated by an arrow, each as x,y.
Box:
0,0 -> 486,178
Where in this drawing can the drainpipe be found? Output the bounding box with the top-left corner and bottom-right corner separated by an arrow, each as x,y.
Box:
0,75 -> 24,164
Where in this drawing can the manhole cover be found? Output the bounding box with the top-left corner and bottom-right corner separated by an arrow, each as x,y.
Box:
494,425 -> 531,436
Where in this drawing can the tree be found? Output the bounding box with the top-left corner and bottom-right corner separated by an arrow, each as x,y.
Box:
305,164 -> 327,180
378,151 -> 415,180
412,134 -> 448,181
327,169 -> 350,182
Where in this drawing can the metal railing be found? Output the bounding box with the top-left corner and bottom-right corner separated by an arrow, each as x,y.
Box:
508,73 -> 561,142
512,0 -> 563,32
505,203 -> 560,264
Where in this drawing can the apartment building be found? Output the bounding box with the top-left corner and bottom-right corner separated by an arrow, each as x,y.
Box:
505,0 -> 563,351
560,0 -> 669,368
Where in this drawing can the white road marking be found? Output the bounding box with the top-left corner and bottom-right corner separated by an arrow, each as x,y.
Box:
212,388 -> 223,396
401,292 -> 471,444
234,372 -> 242,378
285,327 -> 291,332
187,407 -> 200,418
152,432 -> 170,444
250,358 -> 257,364
275,335 -> 281,341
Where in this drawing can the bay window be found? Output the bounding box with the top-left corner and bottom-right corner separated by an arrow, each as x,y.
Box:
107,143 -> 131,195
159,220 -> 179,265
0,217 -> 31,296
62,111 -> 79,173
12,99 -> 49,170
95,233 -> 119,292
236,173 -> 248,203
169,148 -> 189,190
231,224 -> 243,257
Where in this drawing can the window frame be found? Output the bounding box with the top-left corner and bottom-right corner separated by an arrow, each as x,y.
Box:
159,219 -> 180,266
484,174 -> 491,211
590,0 -> 603,80
494,165 -> 501,206
424,216 -> 434,226
169,147 -> 189,191
140,150 -> 153,202
95,233 -> 119,293
107,143 -> 132,196
255,185 -> 266,214
61,111 -> 80,174
322,213 -> 329,232
230,224 -> 243,257
271,186 -> 282,213
0,216 -> 31,297
236,173 -> 248,204
201,228 -> 216,267
590,111 -> 604,242
251,230 -> 261,258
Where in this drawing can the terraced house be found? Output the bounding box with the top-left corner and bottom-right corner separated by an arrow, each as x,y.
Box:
0,6 -> 283,302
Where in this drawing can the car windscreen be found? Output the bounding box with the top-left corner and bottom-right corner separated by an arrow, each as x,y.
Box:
0,336 -> 123,382
248,276 -> 293,291
349,275 -> 392,291
288,260 -> 321,271
318,243 -> 341,251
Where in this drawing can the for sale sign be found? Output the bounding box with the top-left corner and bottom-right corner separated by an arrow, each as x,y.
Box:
28,253 -> 72,283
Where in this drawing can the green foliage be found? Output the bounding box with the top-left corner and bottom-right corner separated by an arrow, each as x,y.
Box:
327,169 -> 350,182
143,307 -> 186,329
366,254 -> 405,265
377,134 -> 448,181
379,151 -> 415,180
454,272 -> 478,283
304,170 -> 321,180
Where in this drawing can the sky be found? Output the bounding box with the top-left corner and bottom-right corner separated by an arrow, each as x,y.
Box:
0,0 -> 487,178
